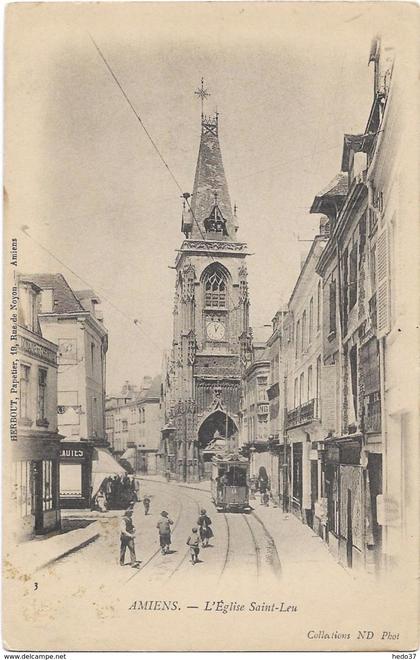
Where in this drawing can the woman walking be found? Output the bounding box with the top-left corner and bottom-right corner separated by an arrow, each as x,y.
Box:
197,509 -> 213,548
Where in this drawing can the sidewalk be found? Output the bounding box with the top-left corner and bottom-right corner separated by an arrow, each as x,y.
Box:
6,509 -> 124,577
251,499 -> 351,581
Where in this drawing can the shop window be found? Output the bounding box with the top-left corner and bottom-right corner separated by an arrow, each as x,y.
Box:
37,368 -> 47,422
13,461 -> 33,518
60,463 -> 82,498
42,460 -> 54,511
327,464 -> 340,536
19,364 -> 31,420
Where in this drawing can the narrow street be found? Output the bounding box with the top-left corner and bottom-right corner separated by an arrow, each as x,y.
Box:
42,479 -> 282,591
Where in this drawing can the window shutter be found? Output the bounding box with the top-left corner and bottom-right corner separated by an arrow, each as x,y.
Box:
376,225 -> 390,337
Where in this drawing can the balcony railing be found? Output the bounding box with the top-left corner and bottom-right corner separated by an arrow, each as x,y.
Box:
286,398 -> 316,429
364,391 -> 381,433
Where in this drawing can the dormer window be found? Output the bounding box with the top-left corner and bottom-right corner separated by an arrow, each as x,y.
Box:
204,202 -> 227,236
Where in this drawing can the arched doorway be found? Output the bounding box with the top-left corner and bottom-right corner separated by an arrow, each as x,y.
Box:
197,410 -> 237,478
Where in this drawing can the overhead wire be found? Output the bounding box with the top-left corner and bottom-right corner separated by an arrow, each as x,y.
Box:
89,33 -> 244,314
19,225 -> 164,352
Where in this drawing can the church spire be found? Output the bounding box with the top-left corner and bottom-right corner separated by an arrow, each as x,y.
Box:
182,82 -> 237,241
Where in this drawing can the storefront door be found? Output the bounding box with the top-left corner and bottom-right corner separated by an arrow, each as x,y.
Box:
292,443 -> 302,512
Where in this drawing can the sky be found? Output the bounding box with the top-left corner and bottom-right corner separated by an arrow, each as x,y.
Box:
5,3 -> 399,393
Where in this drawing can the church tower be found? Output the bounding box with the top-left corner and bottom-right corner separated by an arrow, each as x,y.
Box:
162,103 -> 252,482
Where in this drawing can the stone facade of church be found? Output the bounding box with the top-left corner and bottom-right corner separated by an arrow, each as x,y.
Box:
161,114 -> 252,481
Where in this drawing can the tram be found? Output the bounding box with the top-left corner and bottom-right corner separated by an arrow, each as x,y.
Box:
210,452 -> 250,512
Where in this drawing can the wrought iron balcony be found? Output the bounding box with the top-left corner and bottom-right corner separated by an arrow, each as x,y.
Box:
364,391 -> 381,433
286,398 -> 316,429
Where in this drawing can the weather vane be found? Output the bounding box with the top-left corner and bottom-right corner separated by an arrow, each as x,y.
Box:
194,77 -> 211,118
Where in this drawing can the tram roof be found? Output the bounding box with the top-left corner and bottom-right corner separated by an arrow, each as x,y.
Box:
212,451 -> 248,465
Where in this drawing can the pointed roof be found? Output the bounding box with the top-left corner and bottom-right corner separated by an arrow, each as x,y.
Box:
188,114 -> 236,240
22,273 -> 85,314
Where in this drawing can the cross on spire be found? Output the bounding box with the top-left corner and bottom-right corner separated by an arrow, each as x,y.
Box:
194,77 -> 211,118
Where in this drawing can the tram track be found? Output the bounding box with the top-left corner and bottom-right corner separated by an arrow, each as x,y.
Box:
125,479 -> 281,584
124,487 -> 186,583
126,482 -> 207,584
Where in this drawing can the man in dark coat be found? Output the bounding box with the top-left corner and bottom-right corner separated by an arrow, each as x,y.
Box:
120,509 -> 139,567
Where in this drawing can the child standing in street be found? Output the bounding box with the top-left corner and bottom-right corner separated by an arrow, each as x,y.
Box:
186,527 -> 201,565
143,495 -> 151,515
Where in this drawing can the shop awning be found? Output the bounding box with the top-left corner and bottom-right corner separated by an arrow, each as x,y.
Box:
121,447 -> 136,460
91,448 -> 126,498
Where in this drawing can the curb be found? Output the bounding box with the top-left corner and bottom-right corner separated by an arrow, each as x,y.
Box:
34,521 -> 102,573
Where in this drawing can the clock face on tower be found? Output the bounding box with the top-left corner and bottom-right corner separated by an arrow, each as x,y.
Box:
206,319 -> 226,341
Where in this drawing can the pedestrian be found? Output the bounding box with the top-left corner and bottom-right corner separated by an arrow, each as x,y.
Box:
120,509 -> 139,568
134,476 -> 141,502
197,509 -> 213,547
156,510 -> 173,555
186,527 -> 201,565
165,469 -> 171,483
143,495 -> 151,515
96,489 -> 107,512
262,491 -> 270,507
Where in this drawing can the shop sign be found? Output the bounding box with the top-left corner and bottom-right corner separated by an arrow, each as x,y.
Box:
19,335 -> 57,366
376,494 -> 400,527
60,447 -> 85,459
326,446 -> 340,463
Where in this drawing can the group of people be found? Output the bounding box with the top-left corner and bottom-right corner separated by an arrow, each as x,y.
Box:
119,501 -> 214,569
95,474 -> 140,512
250,467 -> 272,506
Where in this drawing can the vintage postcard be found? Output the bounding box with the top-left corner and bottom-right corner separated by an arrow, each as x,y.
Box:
3,2 -> 419,652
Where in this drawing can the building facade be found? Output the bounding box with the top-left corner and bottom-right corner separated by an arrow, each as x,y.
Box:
11,278 -> 61,539
24,274 -> 108,508
310,38 -> 397,572
238,341 -> 270,481
364,39 -> 418,573
106,376 -> 162,474
161,112 -> 252,481
284,231 -> 328,530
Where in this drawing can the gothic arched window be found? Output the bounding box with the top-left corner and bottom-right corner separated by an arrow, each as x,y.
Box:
204,269 -> 226,308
